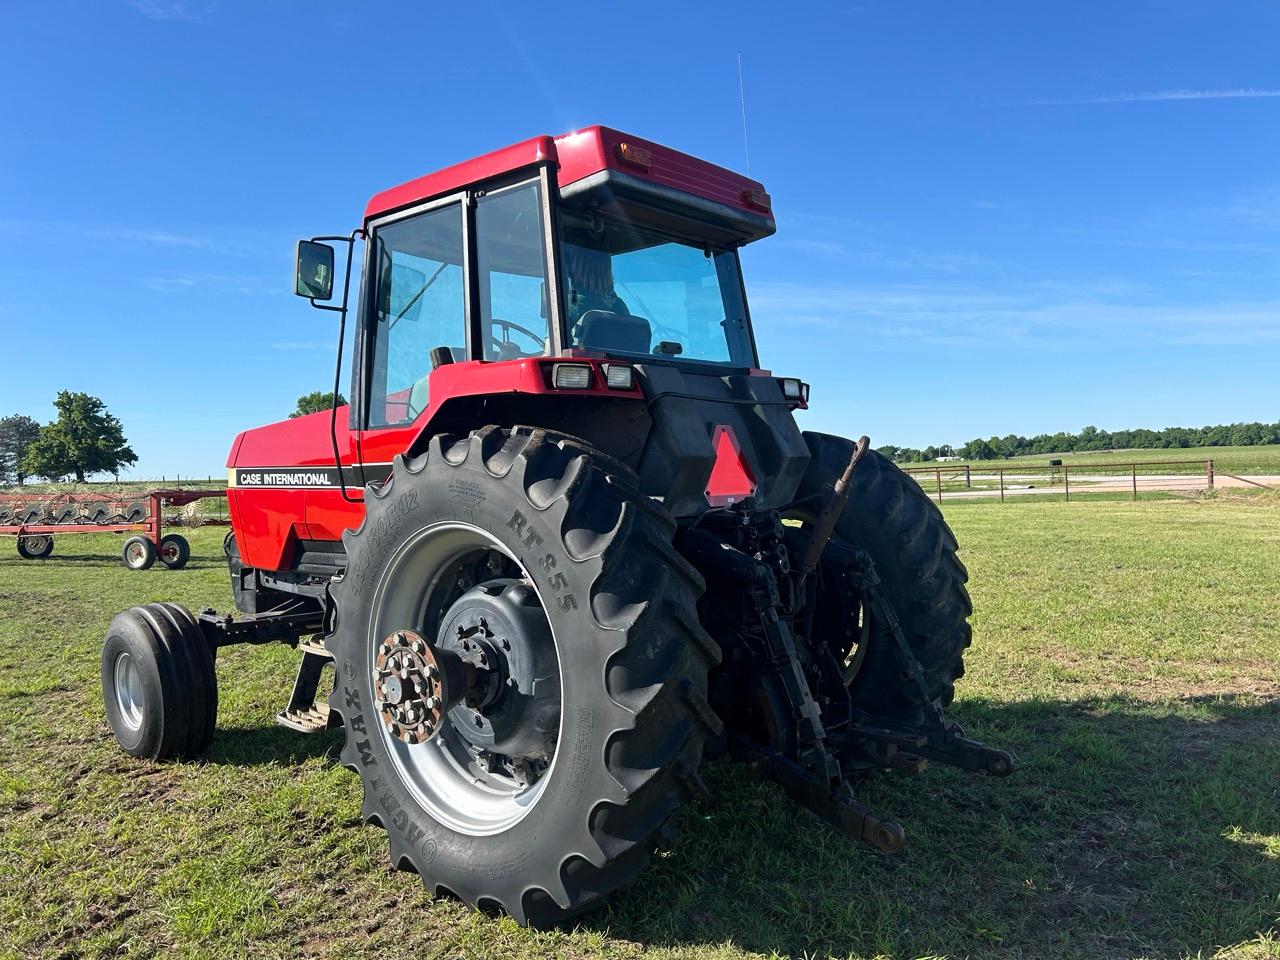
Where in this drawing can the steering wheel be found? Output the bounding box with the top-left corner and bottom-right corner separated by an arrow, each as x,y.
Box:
488,318 -> 546,358
649,324 -> 687,354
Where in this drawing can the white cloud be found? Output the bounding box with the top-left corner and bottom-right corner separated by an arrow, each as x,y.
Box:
0,219 -> 211,248
142,272 -> 266,293
126,0 -> 210,22
1029,88 -> 1280,106
749,280 -> 1280,348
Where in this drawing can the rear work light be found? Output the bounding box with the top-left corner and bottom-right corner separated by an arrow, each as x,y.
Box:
603,364 -> 634,390
742,188 -> 772,211
616,141 -> 652,170
552,363 -> 593,389
778,377 -> 810,404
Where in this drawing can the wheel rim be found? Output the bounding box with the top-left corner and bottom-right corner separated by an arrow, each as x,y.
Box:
25,536 -> 50,554
368,521 -> 562,836
113,651 -> 144,731
127,542 -> 147,566
161,542 -> 179,563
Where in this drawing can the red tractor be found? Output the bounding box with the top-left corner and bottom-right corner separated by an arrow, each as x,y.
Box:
102,126 -> 1010,926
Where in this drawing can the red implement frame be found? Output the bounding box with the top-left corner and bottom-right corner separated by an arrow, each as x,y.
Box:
0,488 -> 228,547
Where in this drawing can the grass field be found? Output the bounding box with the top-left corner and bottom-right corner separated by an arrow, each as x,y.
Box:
2,498 -> 1278,960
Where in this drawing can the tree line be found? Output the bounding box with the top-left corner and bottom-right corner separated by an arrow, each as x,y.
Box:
0,392 -> 137,485
877,421 -> 1280,464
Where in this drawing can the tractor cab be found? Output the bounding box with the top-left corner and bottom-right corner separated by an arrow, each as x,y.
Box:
261,125 -> 806,554
337,126 -> 776,393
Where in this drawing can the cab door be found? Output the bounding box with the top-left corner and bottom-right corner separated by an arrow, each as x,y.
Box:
349,193 -> 470,493
303,192 -> 468,543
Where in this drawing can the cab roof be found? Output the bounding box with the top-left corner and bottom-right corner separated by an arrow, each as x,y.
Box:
363,126 -> 774,238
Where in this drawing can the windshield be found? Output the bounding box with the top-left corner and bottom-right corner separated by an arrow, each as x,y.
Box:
558,210 -> 755,365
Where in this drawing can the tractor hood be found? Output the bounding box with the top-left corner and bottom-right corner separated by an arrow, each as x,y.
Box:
227,406 -> 353,481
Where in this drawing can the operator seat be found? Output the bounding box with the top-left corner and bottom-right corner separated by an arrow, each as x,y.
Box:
406,346 -> 465,419
577,309 -> 652,355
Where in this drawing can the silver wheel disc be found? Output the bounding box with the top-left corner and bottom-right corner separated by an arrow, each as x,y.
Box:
113,651 -> 145,731
368,521 -> 562,836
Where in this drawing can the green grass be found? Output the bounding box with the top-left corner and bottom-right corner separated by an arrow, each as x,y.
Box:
2,503 -> 1278,959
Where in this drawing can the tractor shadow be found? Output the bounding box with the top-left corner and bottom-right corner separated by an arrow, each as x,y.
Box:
204,724 -> 344,767
595,693 -> 1280,960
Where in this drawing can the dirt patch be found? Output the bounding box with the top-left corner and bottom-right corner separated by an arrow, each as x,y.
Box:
1036,646 -> 1280,700
1041,814 -> 1145,923
1169,699 -> 1280,766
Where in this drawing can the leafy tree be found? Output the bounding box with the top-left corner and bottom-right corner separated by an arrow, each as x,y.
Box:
0,414 -> 42,485
291,391 -> 347,418
21,392 -> 137,483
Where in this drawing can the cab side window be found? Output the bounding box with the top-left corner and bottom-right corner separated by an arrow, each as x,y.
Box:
475,181 -> 551,360
367,202 -> 465,427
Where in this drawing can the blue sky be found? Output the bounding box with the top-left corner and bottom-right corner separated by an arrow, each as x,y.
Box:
0,1 -> 1276,477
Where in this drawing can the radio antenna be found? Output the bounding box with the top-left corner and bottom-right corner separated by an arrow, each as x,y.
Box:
737,50 -> 752,175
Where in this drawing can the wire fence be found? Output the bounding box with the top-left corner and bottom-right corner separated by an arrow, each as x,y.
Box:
899,459 -> 1276,502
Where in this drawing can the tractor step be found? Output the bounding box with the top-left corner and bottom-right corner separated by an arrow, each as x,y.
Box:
276,700 -> 334,733
298,637 -> 333,660
275,646 -> 340,734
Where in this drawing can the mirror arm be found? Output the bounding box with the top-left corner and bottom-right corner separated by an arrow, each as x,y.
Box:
312,229 -> 365,503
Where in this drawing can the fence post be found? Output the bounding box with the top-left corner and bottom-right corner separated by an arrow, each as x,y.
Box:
1064,465 -> 1070,502
965,465 -> 971,489
1207,459 -> 1214,490
1132,464 -> 1137,501
935,468 -> 943,503
999,468 -> 1005,503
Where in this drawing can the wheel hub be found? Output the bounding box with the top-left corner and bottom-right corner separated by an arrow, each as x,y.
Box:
436,580 -> 560,763
373,629 -> 479,744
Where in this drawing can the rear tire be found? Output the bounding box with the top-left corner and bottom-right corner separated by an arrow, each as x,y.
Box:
17,535 -> 54,559
327,426 -> 719,926
159,534 -> 190,569
101,602 -> 218,759
791,434 -> 972,721
122,536 -> 156,570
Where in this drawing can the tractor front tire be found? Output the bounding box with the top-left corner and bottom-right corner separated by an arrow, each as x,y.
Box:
326,426 -> 718,926
793,434 -> 972,721
101,602 -> 218,760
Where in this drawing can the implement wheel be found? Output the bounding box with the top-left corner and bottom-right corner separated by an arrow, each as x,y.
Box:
159,534 -> 190,569
102,602 -> 218,759
17,535 -> 54,560
327,426 -> 718,926
122,536 -> 157,571
789,435 -> 972,721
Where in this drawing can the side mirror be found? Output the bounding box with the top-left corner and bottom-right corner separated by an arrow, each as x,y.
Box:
295,240 -> 335,300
